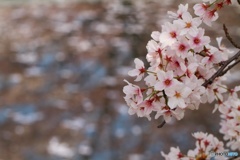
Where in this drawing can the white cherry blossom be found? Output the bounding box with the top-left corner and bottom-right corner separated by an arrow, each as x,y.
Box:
194,3 -> 209,16
159,22 -> 179,47
165,84 -> 192,109
128,58 -> 146,81
187,28 -> 210,52
168,4 -> 189,19
154,70 -> 178,92
174,12 -> 202,36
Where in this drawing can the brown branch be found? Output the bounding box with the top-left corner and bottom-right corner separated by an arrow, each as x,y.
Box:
223,24 -> 240,49
220,59 -> 240,76
158,91 -> 168,128
202,50 -> 240,87
157,120 -> 166,128
203,25 -> 240,87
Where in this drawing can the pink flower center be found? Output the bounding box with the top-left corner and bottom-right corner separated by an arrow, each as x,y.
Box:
217,2 -> 224,9
202,3 -> 209,10
194,38 -> 200,45
146,100 -> 153,107
225,0 -> 232,5
165,56 -> 172,63
213,88 -> 218,93
207,10 -> 216,19
204,140 -> 210,147
170,31 -> 177,38
178,14 -> 182,19
164,79 -> 171,86
185,22 -> 192,28
174,61 -> 180,67
179,44 -> 186,52
175,91 -> 181,98
139,67 -> 146,74
178,153 -> 184,158
208,54 -> 213,61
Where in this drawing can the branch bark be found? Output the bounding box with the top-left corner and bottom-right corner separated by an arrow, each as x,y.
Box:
202,50 -> 240,87
223,24 -> 240,49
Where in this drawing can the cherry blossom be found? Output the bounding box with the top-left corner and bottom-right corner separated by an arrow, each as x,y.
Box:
154,70 -> 178,91
161,147 -> 184,160
122,0 -> 239,157
201,10 -> 219,26
217,86 -> 240,150
123,0 -> 234,123
154,100 -> 185,122
128,100 -> 153,121
128,58 -> 146,81
162,132 -> 227,160
159,22 -> 179,47
216,37 -> 233,61
174,12 -> 202,36
187,28 -> 210,52
146,40 -> 163,67
193,0 -> 233,26
173,37 -> 190,58
123,80 -> 143,108
168,4 -> 188,19
165,84 -> 192,109
193,3 -> 209,16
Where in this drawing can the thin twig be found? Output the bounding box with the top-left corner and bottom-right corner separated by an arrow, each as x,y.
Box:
158,91 -> 168,128
157,120 -> 166,128
223,24 -> 240,49
202,50 -> 240,87
203,24 -> 240,84
220,59 -> 240,76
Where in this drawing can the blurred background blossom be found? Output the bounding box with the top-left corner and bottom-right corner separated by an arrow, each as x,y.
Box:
0,0 -> 239,159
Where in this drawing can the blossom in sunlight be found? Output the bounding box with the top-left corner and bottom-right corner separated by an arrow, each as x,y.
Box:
159,22 -> 179,47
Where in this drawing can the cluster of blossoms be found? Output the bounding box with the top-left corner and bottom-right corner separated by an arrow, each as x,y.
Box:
123,0 -> 232,122
215,85 -> 240,150
162,132 -> 227,160
194,0 -> 232,26
123,0 -> 240,158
